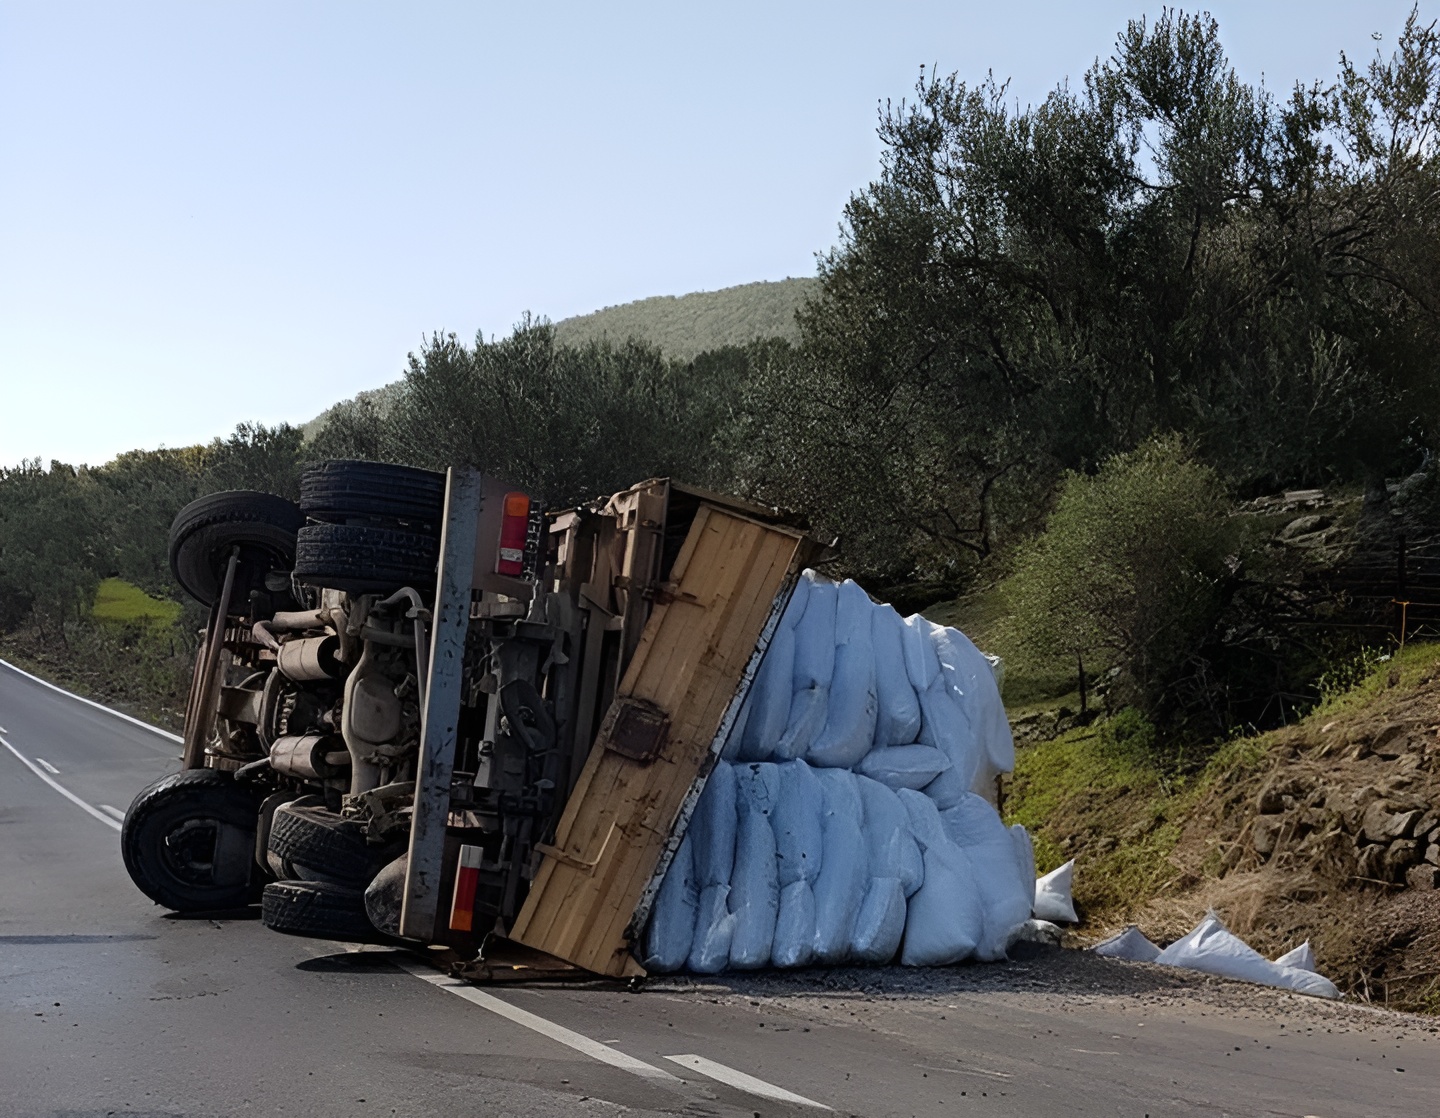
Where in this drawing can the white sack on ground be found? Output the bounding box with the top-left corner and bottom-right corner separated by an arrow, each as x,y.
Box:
1155,912 -> 1340,998
728,775 -> 780,969
872,604 -> 922,746
643,832 -> 698,973
1033,859 -> 1078,923
930,625 -> 1015,776
1274,941 -> 1317,972
690,762 -> 738,887
771,879 -> 817,968
738,622 -> 795,762
856,776 -> 924,896
773,759 -> 824,886
1091,925 -> 1161,962
856,744 -> 951,791
901,841 -> 983,966
792,573 -> 837,692
811,768 -> 869,963
939,794 -> 1033,961
809,580 -> 878,768
901,613 -> 940,693
851,876 -> 907,963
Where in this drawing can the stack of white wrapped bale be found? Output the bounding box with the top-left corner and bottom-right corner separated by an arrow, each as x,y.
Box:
643,570 -> 1035,973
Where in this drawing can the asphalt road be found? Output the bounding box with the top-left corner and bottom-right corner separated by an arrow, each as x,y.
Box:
2,658 -> 1438,1118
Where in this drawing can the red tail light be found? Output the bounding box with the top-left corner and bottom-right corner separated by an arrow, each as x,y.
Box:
497,492 -> 530,576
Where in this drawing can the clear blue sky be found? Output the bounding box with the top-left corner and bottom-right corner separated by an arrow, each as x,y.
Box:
0,1 -> 1427,468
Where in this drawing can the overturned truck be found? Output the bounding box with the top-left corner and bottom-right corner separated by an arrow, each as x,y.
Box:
122,462 -> 1030,977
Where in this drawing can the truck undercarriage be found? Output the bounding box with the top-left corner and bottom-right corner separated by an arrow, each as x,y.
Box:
121,460 -> 817,974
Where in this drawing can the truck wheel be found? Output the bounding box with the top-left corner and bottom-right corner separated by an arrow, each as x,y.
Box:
168,490 -> 305,606
300,460 -> 446,528
363,854 -> 408,937
121,769 -> 261,912
261,880 -> 384,942
293,523 -> 438,594
268,803 -> 405,887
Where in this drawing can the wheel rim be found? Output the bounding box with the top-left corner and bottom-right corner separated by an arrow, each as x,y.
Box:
159,817 -> 251,889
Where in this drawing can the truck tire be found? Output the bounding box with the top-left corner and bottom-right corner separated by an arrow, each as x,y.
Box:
300,460 -> 446,528
268,803 -> 404,887
293,523 -> 438,594
261,880 -> 382,942
168,490 -> 304,606
121,769 -> 261,912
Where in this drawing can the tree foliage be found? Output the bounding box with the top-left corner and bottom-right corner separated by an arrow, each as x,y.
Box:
313,319 -> 752,508
1000,438 -> 1231,717
736,9 -> 1440,579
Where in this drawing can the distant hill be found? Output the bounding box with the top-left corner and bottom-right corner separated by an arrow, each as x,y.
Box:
303,277 -> 817,439
552,277 -> 816,361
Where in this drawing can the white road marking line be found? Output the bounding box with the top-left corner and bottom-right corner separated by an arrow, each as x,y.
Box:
1,737 -> 121,832
395,959 -> 680,1082
665,1054 -> 832,1110
34,757 -> 60,775
98,804 -> 127,821
0,659 -> 183,743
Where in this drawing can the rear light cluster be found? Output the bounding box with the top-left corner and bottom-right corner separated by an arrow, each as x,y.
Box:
496,492 -> 530,577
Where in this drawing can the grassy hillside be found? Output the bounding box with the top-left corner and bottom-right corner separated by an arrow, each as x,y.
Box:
1006,642 -> 1440,1010
553,278 -> 816,360
303,278 -> 817,440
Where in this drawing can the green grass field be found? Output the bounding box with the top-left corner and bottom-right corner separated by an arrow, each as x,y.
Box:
92,578 -> 182,630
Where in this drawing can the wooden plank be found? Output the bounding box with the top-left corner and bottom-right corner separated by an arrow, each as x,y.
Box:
510,503 -> 815,975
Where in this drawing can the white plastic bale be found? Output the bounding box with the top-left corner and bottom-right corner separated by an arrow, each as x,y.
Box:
810,768 -> 869,964
642,832 -> 698,973
792,573 -> 837,692
690,762 -> 738,888
855,775 -> 924,896
917,681 -> 978,809
970,756 -> 1003,807
900,841 -> 983,966
896,786 -> 948,850
872,604 -> 922,746
773,759 -> 824,886
808,581 -> 878,768
901,614 -> 940,693
728,774 -> 780,969
737,622 -> 796,762
687,884 -> 736,973
930,625 -> 1015,776
782,572 -> 813,633
1033,859 -> 1078,923
856,743 -> 951,791
777,685 -> 827,761
938,793 -> 1033,961
734,761 -> 782,818
771,879 -> 817,968
851,877 -> 907,964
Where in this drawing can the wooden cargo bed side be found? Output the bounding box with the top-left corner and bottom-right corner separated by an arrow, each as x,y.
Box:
510,503 -> 815,976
